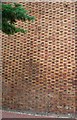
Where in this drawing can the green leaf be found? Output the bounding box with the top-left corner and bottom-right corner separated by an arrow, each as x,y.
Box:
2,3 -> 35,35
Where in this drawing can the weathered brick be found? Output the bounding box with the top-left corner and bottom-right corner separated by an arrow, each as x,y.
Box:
2,2 -> 76,115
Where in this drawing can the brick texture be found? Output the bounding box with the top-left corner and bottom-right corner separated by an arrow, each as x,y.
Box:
75,2 -> 77,114
2,2 -> 76,114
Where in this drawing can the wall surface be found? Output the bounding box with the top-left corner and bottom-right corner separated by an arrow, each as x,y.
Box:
2,2 -> 76,115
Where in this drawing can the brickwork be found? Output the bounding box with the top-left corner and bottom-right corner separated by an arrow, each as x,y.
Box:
75,2 -> 77,114
2,2 -> 76,114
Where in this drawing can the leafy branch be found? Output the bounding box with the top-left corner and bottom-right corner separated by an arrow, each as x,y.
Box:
1,3 -> 35,35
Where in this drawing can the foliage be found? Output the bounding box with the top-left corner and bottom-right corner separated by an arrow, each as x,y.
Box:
1,3 -> 35,35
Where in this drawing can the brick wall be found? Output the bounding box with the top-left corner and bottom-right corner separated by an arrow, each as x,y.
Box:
75,1 -> 77,114
2,2 -> 76,114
